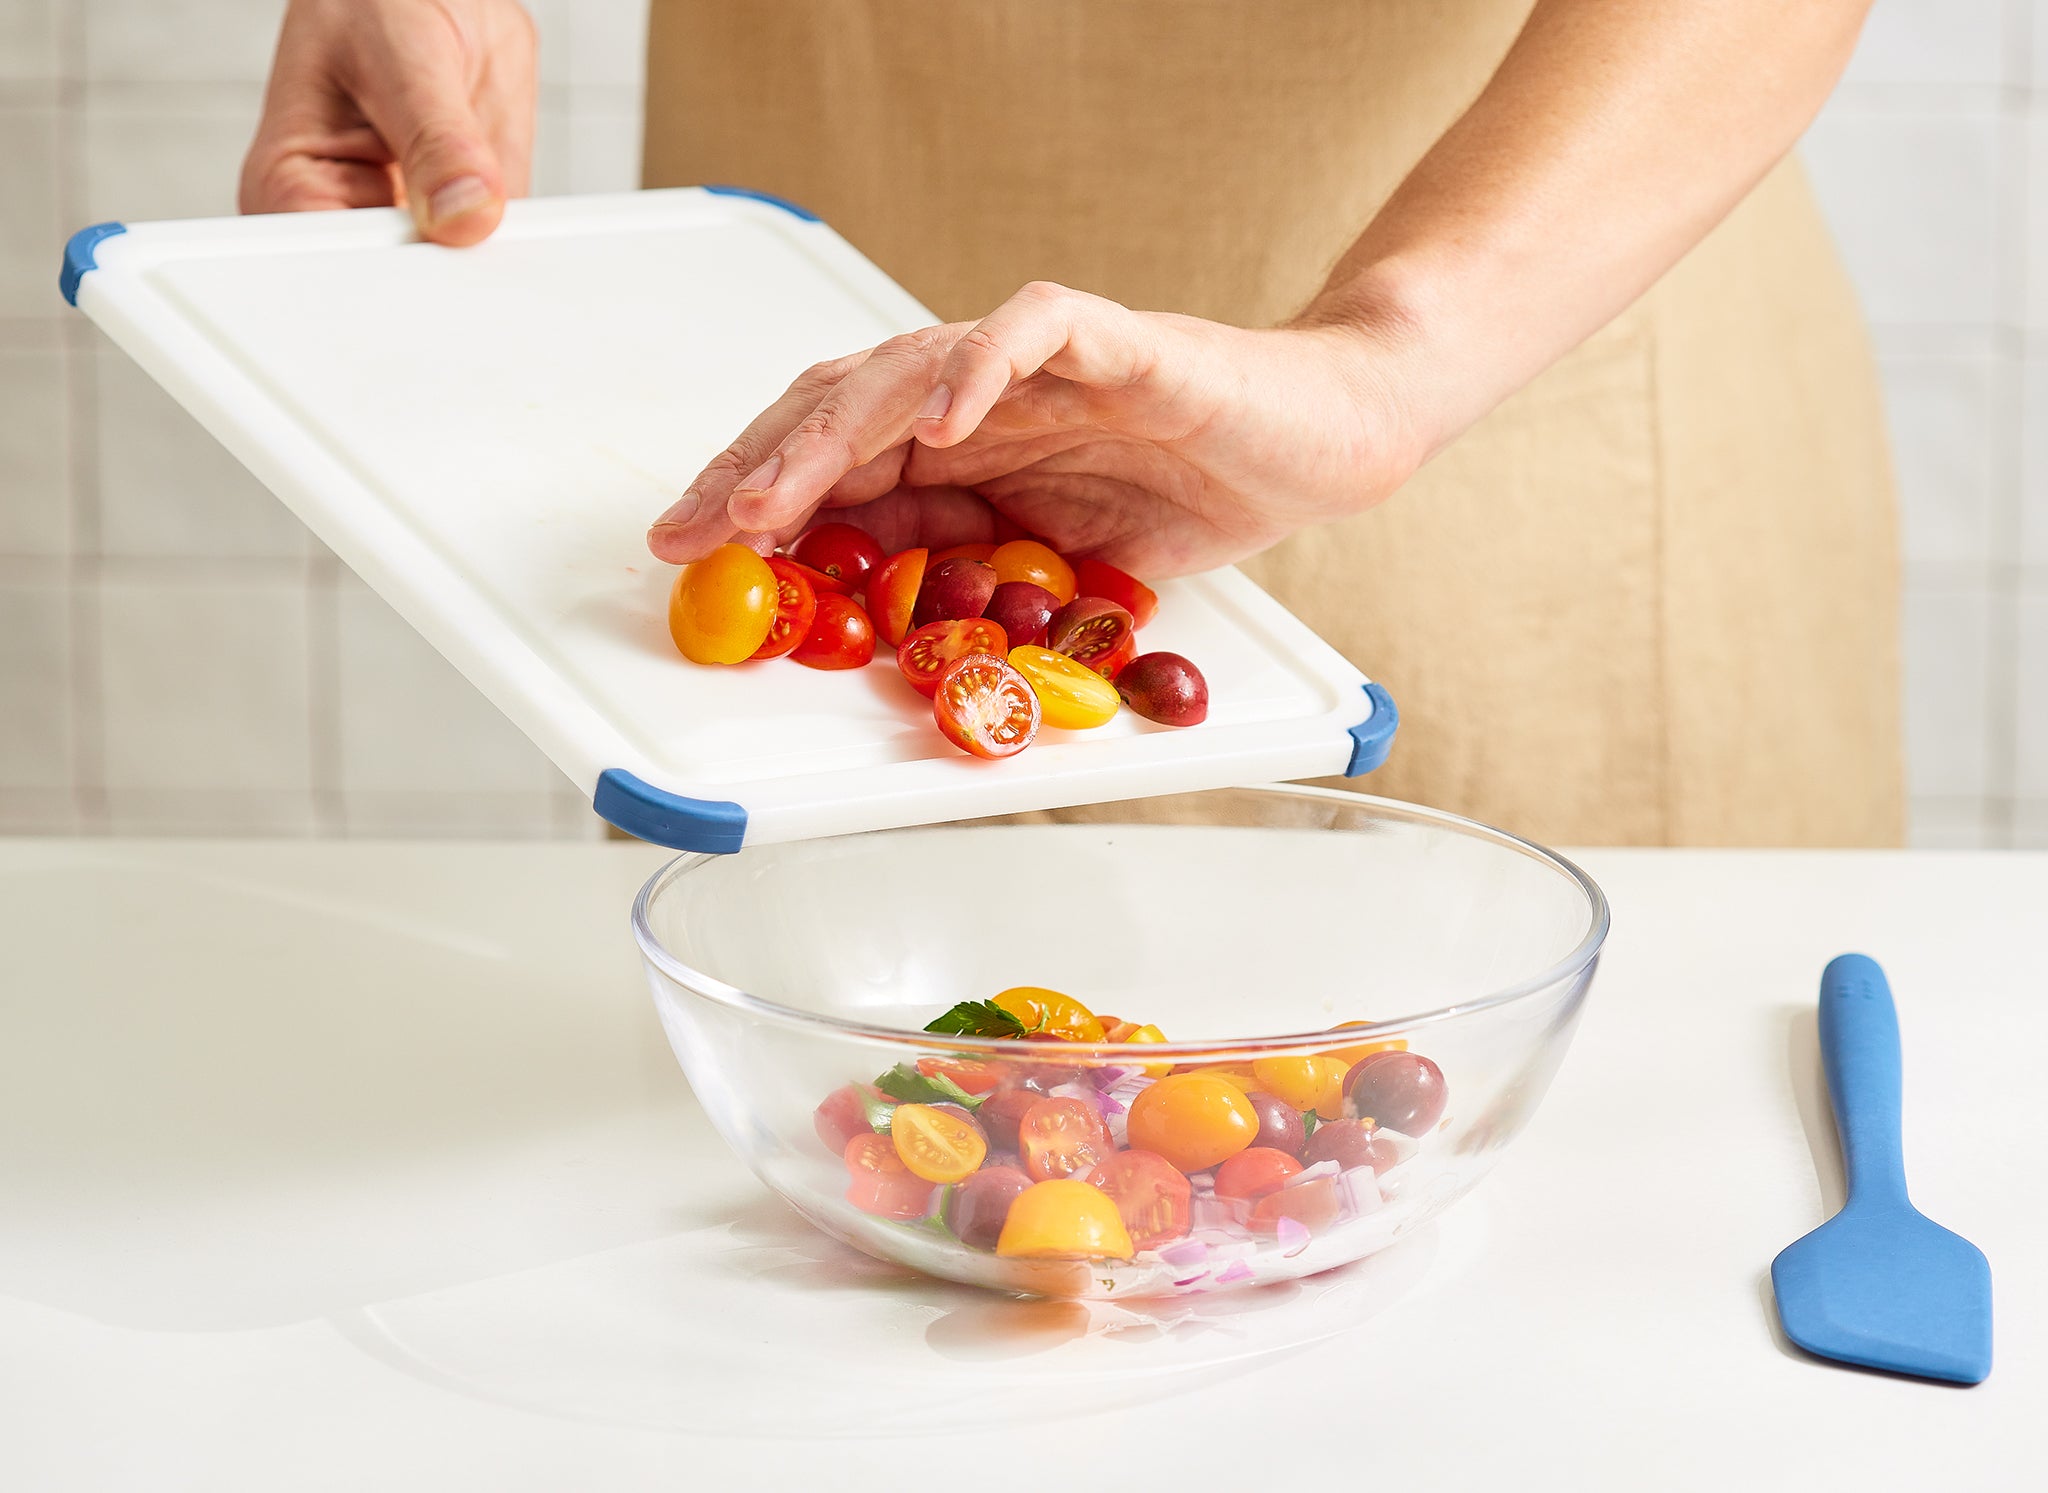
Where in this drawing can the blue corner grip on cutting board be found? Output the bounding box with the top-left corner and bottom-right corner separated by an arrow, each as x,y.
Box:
701,184 -> 821,222
60,222 -> 127,306
593,770 -> 749,853
1344,682 -> 1399,776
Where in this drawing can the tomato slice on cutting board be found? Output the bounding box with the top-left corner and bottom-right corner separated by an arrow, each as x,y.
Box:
932,652 -> 1040,758
898,618 -> 1009,698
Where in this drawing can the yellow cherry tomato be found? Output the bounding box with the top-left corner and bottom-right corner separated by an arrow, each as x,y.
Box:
993,986 -> 1106,1042
1126,1073 -> 1259,1172
990,540 -> 1077,603
1251,1055 -> 1350,1116
667,542 -> 777,664
996,1178 -> 1135,1260
1008,645 -> 1120,730
1324,1020 -> 1410,1067
890,1102 -> 988,1183
1119,1022 -> 1172,1078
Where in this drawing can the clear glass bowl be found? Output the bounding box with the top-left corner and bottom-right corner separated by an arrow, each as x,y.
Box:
634,787 -> 1608,1300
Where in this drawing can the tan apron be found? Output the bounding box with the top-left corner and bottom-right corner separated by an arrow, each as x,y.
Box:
643,0 -> 1904,847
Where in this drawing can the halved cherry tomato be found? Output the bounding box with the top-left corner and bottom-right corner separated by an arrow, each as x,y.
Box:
898,617 -> 1009,698
992,986 -> 1106,1042
779,555 -> 854,597
842,1131 -> 936,1219
1212,1146 -> 1304,1205
667,543 -> 777,664
977,1086 -> 1044,1151
1073,558 -> 1159,629
1045,597 -> 1135,675
790,592 -> 877,669
914,1055 -> 1006,1095
997,1178 -> 1135,1260
891,1102 -> 989,1183
1250,1055 -> 1350,1117
868,547 -> 927,646
1323,1020 -> 1410,1067
1088,1150 -> 1192,1250
1017,1096 -> 1114,1181
1126,1073 -> 1259,1173
1117,1022 -> 1172,1078
748,556 -> 819,660
1008,644 -> 1120,730
790,522 -> 884,594
1249,1176 -> 1340,1235
1090,630 -> 1138,682
990,539 -> 1077,603
932,541 -> 999,564
933,652 -> 1039,758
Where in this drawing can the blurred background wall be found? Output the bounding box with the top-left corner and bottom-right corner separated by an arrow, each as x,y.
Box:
1,1 -> 2042,845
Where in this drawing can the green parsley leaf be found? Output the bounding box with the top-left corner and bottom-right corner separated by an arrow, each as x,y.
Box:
857,1086 -> 898,1133
1302,1109 -> 1321,1139
872,1063 -> 985,1110
922,1000 -> 1033,1039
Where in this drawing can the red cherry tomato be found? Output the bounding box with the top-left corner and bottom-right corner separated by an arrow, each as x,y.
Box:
1089,630 -> 1138,682
915,1055 -> 1006,1095
790,523 -> 884,594
933,652 -> 1040,758
868,548 -> 928,647
1017,1095 -> 1114,1181
814,1082 -> 887,1156
897,617 -> 1009,698
977,1087 -> 1044,1152
1212,1147 -> 1304,1205
748,556 -> 819,660
947,1164 -> 1033,1249
842,1131 -> 936,1219
990,540 -> 1077,603
1088,1149 -> 1192,1250
1344,1050 -> 1448,1136
1073,558 -> 1159,629
778,556 -> 854,597
790,593 -> 877,670
1045,597 -> 1135,675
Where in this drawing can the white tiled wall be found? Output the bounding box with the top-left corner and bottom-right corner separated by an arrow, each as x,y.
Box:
0,1 -> 2042,844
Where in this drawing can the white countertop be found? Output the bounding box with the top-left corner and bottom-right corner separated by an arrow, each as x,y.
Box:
0,840 -> 2039,1490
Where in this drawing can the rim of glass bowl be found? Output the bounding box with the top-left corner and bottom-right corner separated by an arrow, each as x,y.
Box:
631,785 -> 1610,1058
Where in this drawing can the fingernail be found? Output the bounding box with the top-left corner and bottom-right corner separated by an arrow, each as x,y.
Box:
427,175 -> 491,226
917,384 -> 953,422
735,453 -> 782,494
656,490 -> 701,527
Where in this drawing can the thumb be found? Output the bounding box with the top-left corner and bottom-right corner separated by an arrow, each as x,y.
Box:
357,65 -> 505,246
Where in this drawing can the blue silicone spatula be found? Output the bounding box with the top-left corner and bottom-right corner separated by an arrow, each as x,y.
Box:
1771,953 -> 1992,1384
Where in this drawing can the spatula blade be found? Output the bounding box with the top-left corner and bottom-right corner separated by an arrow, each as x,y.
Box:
1772,1203 -> 1993,1384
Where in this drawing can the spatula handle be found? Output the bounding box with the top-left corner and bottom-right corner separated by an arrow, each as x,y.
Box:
1820,953 -> 1909,1204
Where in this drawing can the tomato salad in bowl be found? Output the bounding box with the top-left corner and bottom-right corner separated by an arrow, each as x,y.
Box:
663,524 -> 1209,759
634,787 -> 1610,1301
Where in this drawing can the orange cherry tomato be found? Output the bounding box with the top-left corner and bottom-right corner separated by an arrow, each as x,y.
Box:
898,617 -> 1009,698
1212,1146 -> 1303,1205
1017,1096 -> 1114,1181
1088,1150 -> 1191,1250
1008,645 -> 1119,730
749,556 -> 819,660
842,1131 -> 936,1219
1073,558 -> 1159,629
1114,1022 -> 1171,1078
1249,1175 -> 1340,1235
1250,1055 -> 1350,1117
868,547 -> 927,646
790,592 -> 877,669
1324,1020 -> 1409,1067
933,652 -> 1040,758
932,541 -> 999,563
667,543 -> 777,664
990,539 -> 1077,603
996,1178 -> 1135,1260
890,1102 -> 989,1183
1126,1073 -> 1259,1173
992,987 -> 1106,1042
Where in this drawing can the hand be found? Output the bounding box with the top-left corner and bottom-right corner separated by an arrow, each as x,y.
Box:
240,0 -> 537,246
645,282 -> 1433,578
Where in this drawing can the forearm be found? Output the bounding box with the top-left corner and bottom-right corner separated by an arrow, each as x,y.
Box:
1303,0 -> 1871,464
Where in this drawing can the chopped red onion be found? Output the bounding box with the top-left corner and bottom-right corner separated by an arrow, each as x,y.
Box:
1286,1160 -> 1341,1188
1191,1194 -> 1249,1231
1172,1274 -> 1211,1288
1091,1065 -> 1135,1089
1339,1166 -> 1385,1217
1275,1215 -> 1312,1257
1157,1239 -> 1210,1269
1049,1082 -> 1104,1113
1096,1090 -> 1128,1117
1215,1260 -> 1255,1285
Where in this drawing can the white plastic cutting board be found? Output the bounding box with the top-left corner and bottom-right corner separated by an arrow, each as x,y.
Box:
63,188 -> 1391,849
